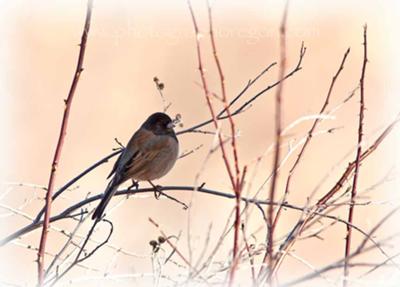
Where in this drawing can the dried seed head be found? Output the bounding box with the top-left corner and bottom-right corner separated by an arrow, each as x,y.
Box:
149,240 -> 158,247
173,113 -> 182,127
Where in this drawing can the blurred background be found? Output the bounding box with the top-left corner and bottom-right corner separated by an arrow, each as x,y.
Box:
0,0 -> 399,286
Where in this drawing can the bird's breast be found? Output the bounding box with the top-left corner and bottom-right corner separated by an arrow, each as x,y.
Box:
133,134 -> 179,181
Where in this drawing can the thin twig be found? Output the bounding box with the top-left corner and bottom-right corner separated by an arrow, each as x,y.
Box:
343,25 -> 368,287
44,212 -> 85,277
360,252 -> 400,277
175,44 -> 304,136
259,1 -> 289,283
179,144 -> 204,159
241,224 -> 257,286
148,217 -> 198,274
37,1 -> 94,285
205,1 -> 246,283
282,215 -> 400,287
46,219 -> 113,287
273,47 -> 351,230
153,77 -> 171,112
187,0 -> 236,189
270,113 -> 400,277
34,150 -> 121,223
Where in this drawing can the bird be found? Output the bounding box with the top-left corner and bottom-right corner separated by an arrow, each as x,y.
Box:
92,112 -> 179,220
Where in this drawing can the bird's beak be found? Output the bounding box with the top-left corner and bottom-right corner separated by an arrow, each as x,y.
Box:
167,122 -> 175,129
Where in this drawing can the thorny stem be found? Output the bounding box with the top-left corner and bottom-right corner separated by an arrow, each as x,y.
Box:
259,1 -> 289,284
187,0 -> 236,190
205,1 -> 246,284
343,25 -> 368,287
36,1 -> 94,285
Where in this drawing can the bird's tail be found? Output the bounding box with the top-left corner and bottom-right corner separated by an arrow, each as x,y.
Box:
92,180 -> 119,220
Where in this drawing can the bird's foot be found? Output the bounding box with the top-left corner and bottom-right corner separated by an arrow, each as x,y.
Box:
148,181 -> 162,199
126,180 -> 139,198
148,181 -> 188,209
127,180 -> 139,191
153,185 -> 163,199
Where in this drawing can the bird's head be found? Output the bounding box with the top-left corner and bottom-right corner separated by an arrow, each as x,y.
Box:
142,112 -> 177,136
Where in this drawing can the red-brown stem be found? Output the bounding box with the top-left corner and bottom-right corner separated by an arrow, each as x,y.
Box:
259,1 -> 289,283
36,1 -> 94,285
205,1 -> 246,284
207,1 -> 241,184
343,25 -> 368,287
187,2 -> 248,283
229,166 -> 248,285
272,48 -> 351,228
187,0 -> 236,190
316,115 -> 399,206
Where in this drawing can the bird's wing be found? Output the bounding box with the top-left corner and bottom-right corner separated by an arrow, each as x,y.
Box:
93,129 -> 155,220
107,148 -> 138,180
107,128 -> 155,183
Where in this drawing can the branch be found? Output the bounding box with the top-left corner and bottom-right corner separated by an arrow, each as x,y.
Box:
270,113 -> 400,277
45,219 -> 113,287
175,43 -> 305,136
44,212 -> 85,277
259,1 -> 289,283
343,25 -> 368,287
37,0 -> 94,285
187,0 -> 236,189
204,0 -> 247,283
34,150 -> 121,223
282,208 -> 400,287
153,76 -> 171,112
273,47 -> 351,230
0,185 -> 351,247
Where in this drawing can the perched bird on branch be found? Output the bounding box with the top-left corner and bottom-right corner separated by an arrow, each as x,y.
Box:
92,112 -> 179,220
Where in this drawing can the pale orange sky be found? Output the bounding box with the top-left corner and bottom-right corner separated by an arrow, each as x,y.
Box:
0,1 -> 400,286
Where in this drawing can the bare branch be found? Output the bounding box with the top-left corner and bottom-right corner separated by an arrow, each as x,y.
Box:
37,1 -> 94,284
273,47 -> 351,232
259,1 -> 289,284
343,25 -> 368,287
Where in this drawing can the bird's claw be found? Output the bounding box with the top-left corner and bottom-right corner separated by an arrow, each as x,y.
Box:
154,185 -> 163,199
127,180 -> 139,191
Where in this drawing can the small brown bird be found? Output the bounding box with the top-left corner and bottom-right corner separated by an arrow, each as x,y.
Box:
92,112 -> 179,220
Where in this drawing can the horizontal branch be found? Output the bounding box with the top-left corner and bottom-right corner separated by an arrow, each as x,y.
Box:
0,185 -> 382,249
